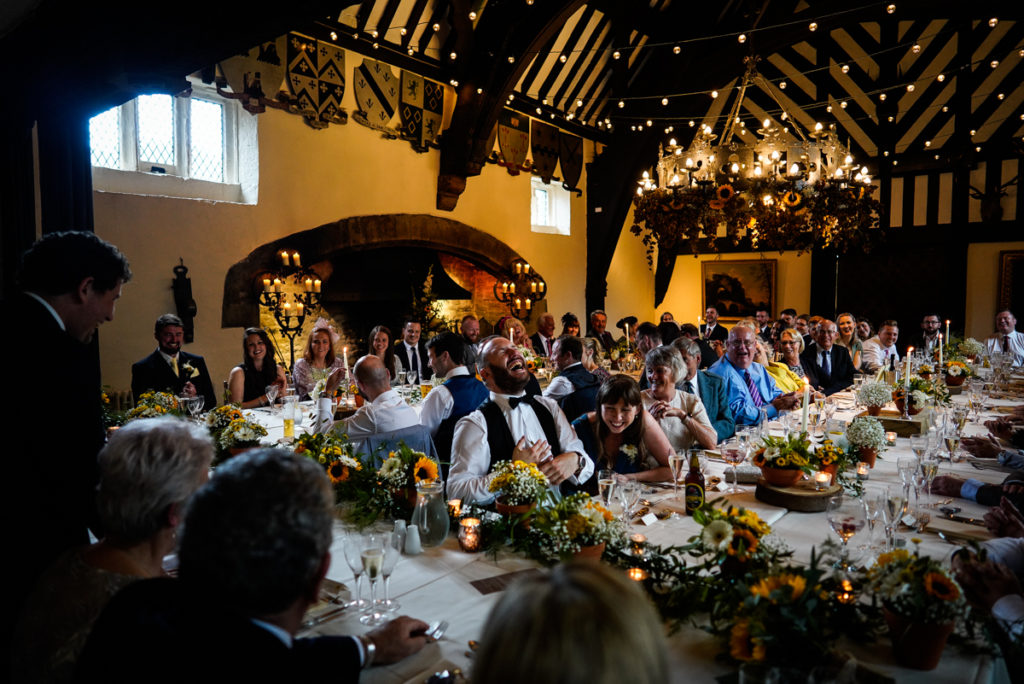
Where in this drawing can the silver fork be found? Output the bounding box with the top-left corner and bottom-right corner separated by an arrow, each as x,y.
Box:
424,620 -> 448,641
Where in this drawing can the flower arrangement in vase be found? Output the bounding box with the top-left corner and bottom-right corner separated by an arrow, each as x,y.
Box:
751,433 -> 813,486
845,416 -> 886,467
523,492 -> 624,562
856,381 -> 891,416
488,460 -> 549,514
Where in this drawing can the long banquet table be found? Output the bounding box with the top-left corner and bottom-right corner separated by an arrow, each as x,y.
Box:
249,386 -> 1016,683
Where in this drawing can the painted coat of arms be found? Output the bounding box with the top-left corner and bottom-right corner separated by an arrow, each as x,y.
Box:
559,131 -> 583,194
530,120 -> 560,184
497,108 -> 530,175
399,71 -> 444,152
286,33 -> 347,129
353,58 -> 399,132
218,36 -> 287,114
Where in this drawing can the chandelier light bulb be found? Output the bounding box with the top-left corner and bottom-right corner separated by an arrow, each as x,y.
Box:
642,170 -> 649,179
669,138 -> 677,146
844,154 -> 853,165
730,163 -> 740,173
790,163 -> 800,175
685,158 -> 694,168
814,122 -> 823,131
763,118 -> 770,128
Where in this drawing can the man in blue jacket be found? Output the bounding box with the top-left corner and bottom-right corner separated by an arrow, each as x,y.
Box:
708,325 -> 800,426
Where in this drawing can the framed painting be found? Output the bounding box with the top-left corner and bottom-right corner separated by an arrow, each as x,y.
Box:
701,259 -> 776,321
998,251 -> 1024,314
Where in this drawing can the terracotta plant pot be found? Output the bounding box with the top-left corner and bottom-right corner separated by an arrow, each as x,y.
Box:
495,497 -> 534,516
884,609 -> 955,670
573,542 -> 606,560
894,398 -> 922,415
858,447 -> 878,468
866,405 -> 883,417
760,466 -> 803,487
945,374 -> 966,387
228,446 -> 255,457
821,463 -> 839,479
919,371 -> 932,380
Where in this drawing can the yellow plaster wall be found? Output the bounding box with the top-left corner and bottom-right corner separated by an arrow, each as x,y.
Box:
965,241 -> 1024,340
93,53 -> 592,392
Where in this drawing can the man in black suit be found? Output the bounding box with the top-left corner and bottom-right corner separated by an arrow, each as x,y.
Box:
906,313 -> 943,358
393,319 -> 432,381
700,306 -> 729,343
800,319 -> 854,396
76,449 -> 429,681
131,314 -> 216,408
3,231 -> 131,666
679,323 -> 717,370
587,309 -> 615,354
529,312 -> 557,357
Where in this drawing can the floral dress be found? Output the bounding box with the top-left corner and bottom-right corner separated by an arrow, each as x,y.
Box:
293,357 -> 346,399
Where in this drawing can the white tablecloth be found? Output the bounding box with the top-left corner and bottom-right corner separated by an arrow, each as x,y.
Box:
296,391 -> 1016,683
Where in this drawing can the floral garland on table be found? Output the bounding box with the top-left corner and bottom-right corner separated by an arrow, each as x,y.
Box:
487,460 -> 549,506
856,381 -> 892,409
629,179 -> 881,264
331,442 -> 438,528
813,438 -> 862,496
126,391 -> 182,420
294,431 -> 362,488
100,389 -> 126,428
751,433 -> 814,473
516,492 -> 626,563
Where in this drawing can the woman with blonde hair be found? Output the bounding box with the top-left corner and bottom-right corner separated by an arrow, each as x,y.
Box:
473,561 -> 669,684
754,336 -> 804,393
835,312 -> 863,371
292,320 -> 346,399
581,337 -> 612,382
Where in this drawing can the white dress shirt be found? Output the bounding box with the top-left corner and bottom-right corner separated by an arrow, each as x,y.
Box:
861,336 -> 899,373
679,373 -> 702,403
640,389 -> 714,453
332,389 -> 418,448
448,392 -> 593,504
536,333 -> 554,358
542,362 -> 582,401
419,366 -> 470,436
986,330 -> 1024,366
403,342 -> 422,377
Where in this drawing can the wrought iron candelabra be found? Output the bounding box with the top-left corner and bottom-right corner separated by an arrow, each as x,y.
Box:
492,258 -> 547,319
257,250 -> 322,370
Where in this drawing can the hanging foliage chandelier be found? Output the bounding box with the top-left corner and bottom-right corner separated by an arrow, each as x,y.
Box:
631,57 -> 880,262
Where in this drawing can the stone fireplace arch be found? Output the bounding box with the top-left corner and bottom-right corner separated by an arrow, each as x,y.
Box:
222,213 -> 523,327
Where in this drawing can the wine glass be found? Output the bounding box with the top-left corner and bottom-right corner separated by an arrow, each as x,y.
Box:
862,490 -> 884,551
668,451 -> 685,500
597,469 -> 617,506
616,480 -> 641,522
721,438 -> 747,494
188,395 -> 204,419
909,434 -> 928,462
826,494 -> 867,570
377,532 -> 402,613
358,534 -> 386,625
264,384 -> 279,407
342,534 -> 369,611
406,369 -> 419,391
944,428 -> 961,463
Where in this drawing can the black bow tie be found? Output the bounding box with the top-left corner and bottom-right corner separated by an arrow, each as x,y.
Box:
507,396 -> 529,409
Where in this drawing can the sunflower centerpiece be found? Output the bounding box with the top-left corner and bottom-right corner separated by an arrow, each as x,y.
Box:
691,502 -> 781,578
488,459 -> 549,515
863,547 -> 965,670
751,433 -> 814,487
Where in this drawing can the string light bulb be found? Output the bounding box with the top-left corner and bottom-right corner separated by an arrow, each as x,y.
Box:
937,74 -> 945,82
911,44 -> 920,54
559,54 -> 567,63
738,34 -> 747,43
613,50 -> 621,60
991,60 -> 999,68
673,45 -> 681,54
879,93 -> 887,100
661,98 -> 668,105
469,11 -> 477,20
887,4 -> 896,13
711,90 -> 719,98
618,100 -> 625,108
989,17 -> 998,27
779,81 -> 787,89
841,64 -> 850,73
906,84 -> 914,92
809,22 -> 818,31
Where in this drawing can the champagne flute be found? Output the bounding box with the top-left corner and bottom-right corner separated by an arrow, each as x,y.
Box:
919,457 -> 940,506
862,491 -> 884,551
826,494 -> 867,570
377,532 -> 402,613
882,487 -> 907,551
189,395 -> 205,418
944,431 -> 961,463
359,534 -> 386,625
668,451 -> 685,499
721,438 -> 746,494
909,434 -> 928,462
264,383 -> 279,407
343,534 -> 369,611
597,469 -> 617,506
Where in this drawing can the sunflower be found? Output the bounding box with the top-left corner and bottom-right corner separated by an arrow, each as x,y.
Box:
708,198 -> 725,210
729,620 -> 765,662
924,572 -> 961,602
716,184 -> 735,201
750,573 -> 807,602
752,451 -> 766,467
327,460 -> 351,483
413,456 -> 439,483
728,528 -> 759,559
782,190 -> 801,207
876,549 -> 910,567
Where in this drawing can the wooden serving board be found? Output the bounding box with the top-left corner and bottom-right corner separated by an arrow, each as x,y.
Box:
856,408 -> 929,436
754,479 -> 842,512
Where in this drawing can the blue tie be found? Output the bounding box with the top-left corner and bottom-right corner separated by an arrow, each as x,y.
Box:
821,350 -> 830,376
744,370 -> 764,408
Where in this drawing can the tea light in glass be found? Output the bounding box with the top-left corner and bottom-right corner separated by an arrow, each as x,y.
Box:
885,431 -> 897,446
458,517 -> 481,552
813,471 -> 832,490
627,567 -> 648,582
630,533 -> 647,556
856,462 -> 870,480
836,579 -> 856,604
447,499 -> 462,518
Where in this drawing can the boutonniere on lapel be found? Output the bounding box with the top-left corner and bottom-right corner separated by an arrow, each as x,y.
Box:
181,361 -> 197,379
620,444 -> 639,464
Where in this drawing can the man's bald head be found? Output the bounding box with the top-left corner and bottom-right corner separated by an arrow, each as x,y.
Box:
354,354 -> 391,400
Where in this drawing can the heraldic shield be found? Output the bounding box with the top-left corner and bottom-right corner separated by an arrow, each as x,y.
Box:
400,71 -> 444,152
531,120 -> 560,184
285,33 -> 346,128
497,108 -> 530,175
354,58 -> 399,132
219,35 -> 286,113
559,131 -> 583,194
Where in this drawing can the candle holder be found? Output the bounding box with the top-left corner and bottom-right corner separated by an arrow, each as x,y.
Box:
885,431 -> 897,446
447,499 -> 463,519
458,517 -> 482,552
836,578 -> 857,605
813,471 -> 833,491
856,462 -> 870,480
492,258 -> 547,319
256,251 -> 323,372
629,533 -> 647,557
627,567 -> 649,582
